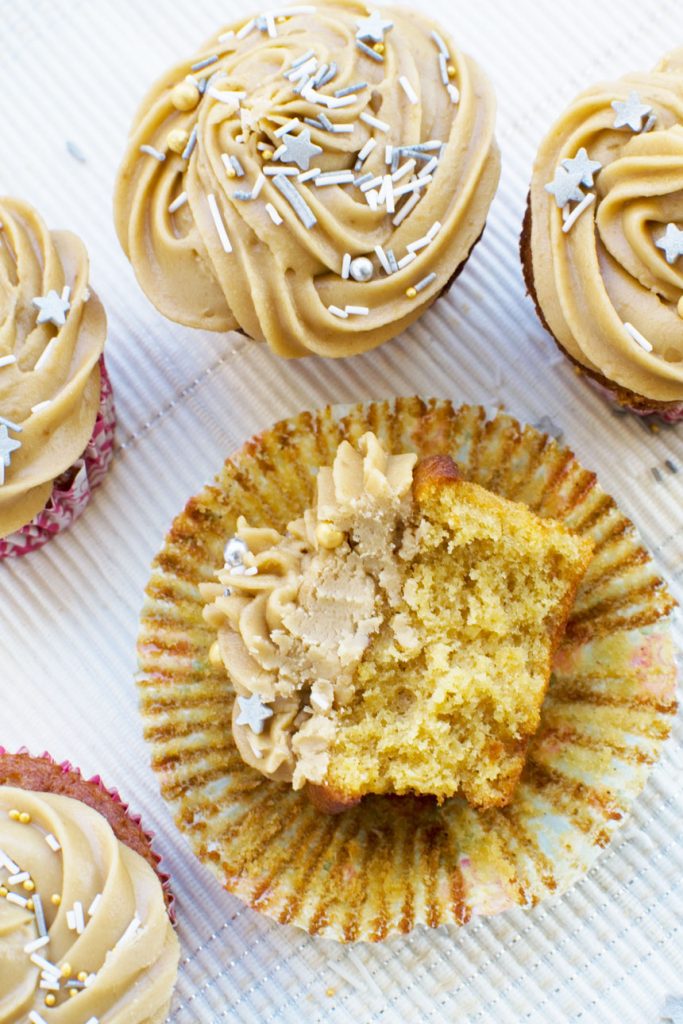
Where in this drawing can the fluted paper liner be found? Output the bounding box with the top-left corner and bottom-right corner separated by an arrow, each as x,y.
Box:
137,398 -> 677,941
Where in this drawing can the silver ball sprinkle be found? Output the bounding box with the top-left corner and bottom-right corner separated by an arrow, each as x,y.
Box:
224,536 -> 248,567
349,256 -> 374,282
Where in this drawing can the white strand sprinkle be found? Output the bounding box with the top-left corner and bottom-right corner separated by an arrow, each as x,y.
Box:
392,159 -> 416,183
191,54 -> 218,71
374,245 -> 393,275
207,194 -> 233,253
334,81 -> 367,97
315,171 -> 355,186
365,189 -> 379,210
38,977 -> 60,991
207,87 -> 245,104
414,271 -> 436,292
251,173 -> 266,198
328,305 -> 349,318
229,155 -> 245,176
274,118 -> 301,137
345,305 -> 369,315
7,871 -> 30,884
328,124 -> 354,133
381,175 -> 395,213
418,156 -> 439,178
447,83 -> 460,104
431,30 -> 450,56
427,220 -> 442,240
561,192 -> 595,233
33,895 -> 47,937
168,191 -> 188,213
393,175 -> 432,198
397,251 -> 417,269
139,144 -> 165,162
74,900 -> 85,934
407,236 -> 430,253
7,892 -> 29,908
438,52 -> 449,85
0,354 -> 17,368
360,175 -> 383,193
297,166 -> 321,182
265,202 -> 283,225
264,165 -> 298,175
399,76 -> 418,104
0,416 -> 22,433
623,321 -> 653,352
29,1013 -> 49,1024
218,29 -> 235,42
385,144 -> 393,164
341,253 -> 351,279
66,909 -> 76,930
360,111 -> 390,132
236,19 -> 255,39
30,953 -> 60,976
356,137 -> 377,166
181,126 -> 197,160
272,174 -> 317,227
24,935 -> 50,954
356,38 -> 383,62
264,12 -> 276,37
116,915 -> 142,949
288,49 -> 315,70
88,893 -> 102,917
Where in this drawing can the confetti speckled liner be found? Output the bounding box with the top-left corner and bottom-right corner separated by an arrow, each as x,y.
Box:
0,357 -> 116,558
137,397 -> 677,942
0,746 -> 175,921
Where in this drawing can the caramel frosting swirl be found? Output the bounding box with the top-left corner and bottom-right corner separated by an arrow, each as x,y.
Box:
0,786 -> 178,1023
114,1 -> 499,357
202,432 -> 416,787
529,48 -> 683,402
0,198 -> 107,538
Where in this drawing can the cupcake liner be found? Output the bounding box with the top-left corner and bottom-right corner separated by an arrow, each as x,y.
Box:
138,397 -> 677,942
0,357 -> 116,559
0,746 -> 175,921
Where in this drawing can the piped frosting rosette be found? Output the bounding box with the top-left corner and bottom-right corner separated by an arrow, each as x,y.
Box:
114,1 -> 500,357
526,48 -> 683,411
0,197 -> 111,548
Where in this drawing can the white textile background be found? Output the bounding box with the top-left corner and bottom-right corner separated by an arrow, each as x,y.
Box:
2,1 -> 683,1021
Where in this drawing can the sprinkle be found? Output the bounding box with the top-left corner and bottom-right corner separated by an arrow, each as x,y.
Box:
335,82 -> 367,97
8,871 -> 30,884
251,172 -> 266,198
293,74 -> 311,95
360,111 -> 390,132
318,62 -> 337,87
315,171 -> 355,186
39,977 -> 60,992
354,172 -> 374,187
345,305 -> 369,315
397,251 -> 417,269
447,84 -> 460,104
328,305 -> 349,318
405,286 -> 417,298
286,57 -> 317,81
181,126 -> 198,160
139,144 -> 165,162
0,416 -> 22,433
349,256 -> 374,281
276,128 -> 323,170
562,192 -> 595,233
29,1014 -> 49,1024
623,321 -> 653,352
218,29 -> 235,42
656,222 -> 683,264
289,49 -> 315,70
265,202 -> 283,225
561,148 -> 602,187
274,118 -> 301,137
414,271 -> 437,293
385,144 -> 393,163
24,935 -> 50,954
73,900 -> 85,934
364,189 -> 379,211
431,30 -> 450,56
191,55 -> 218,71
0,354 -> 16,368
355,137 -> 377,168
355,10 -> 393,43
392,158 -> 416,182
379,175 -> 395,213
236,19 -> 255,39
263,12 -> 277,37
207,193 -> 233,253
374,245 -> 393,275
642,113 -> 657,133
0,849 -> 20,873
327,123 -> 354,133
66,909 -> 76,930
168,191 -> 188,213
418,156 -> 439,178
393,175 -> 432,198
341,253 -> 351,279
652,466 -> 663,482
116,915 -> 142,948
234,190 -> 253,201
666,459 -> 678,473
407,235 -> 430,253
208,88 -> 246,105
392,190 -> 422,226
264,165 -> 298,175
33,895 -> 47,937
272,174 -> 317,228
612,91 -> 652,132
311,62 -> 329,88
66,140 -> 86,162
297,166 -> 321,182
427,220 -> 442,240
386,248 -> 399,273
399,76 -> 418,104
437,52 -> 450,85
356,39 -> 384,62
360,174 -> 383,193
320,93 -> 357,109
31,953 -> 60,976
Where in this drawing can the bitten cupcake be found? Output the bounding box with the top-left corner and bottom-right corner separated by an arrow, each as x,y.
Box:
0,198 -> 115,558
522,48 -> 683,419
114,2 -> 500,357
0,749 -> 179,1021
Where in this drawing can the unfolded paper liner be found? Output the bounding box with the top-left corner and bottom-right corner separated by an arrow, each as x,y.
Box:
137,397 -> 678,942
0,357 -> 116,559
0,746 -> 175,922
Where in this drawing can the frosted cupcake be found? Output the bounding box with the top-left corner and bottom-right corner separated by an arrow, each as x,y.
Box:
0,748 -> 179,1021
522,48 -> 683,419
0,198 -> 115,557
114,2 -> 500,357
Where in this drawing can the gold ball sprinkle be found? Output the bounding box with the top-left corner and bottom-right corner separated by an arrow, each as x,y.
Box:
19,812 -> 31,824
373,42 -> 384,54
167,128 -> 190,154
0,886 -> 7,898
69,988 -> 79,998
61,962 -> 72,978
326,987 -> 336,997
51,893 -> 61,906
23,879 -> 35,892
8,809 -> 20,821
225,165 -> 236,178
171,81 -> 200,111
26,899 -> 34,911
45,994 -> 57,1008
276,14 -> 287,22
77,970 -> 88,982
261,149 -> 274,162
405,287 -> 417,299
447,64 -> 456,77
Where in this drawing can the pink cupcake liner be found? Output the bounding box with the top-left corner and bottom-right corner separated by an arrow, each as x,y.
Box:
0,745 -> 176,922
0,357 -> 116,559
587,376 -> 683,424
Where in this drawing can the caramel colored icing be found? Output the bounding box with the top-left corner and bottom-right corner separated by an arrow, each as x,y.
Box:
114,1 -> 499,357
0,198 -> 107,538
0,786 -> 178,1023
530,48 -> 683,401
201,433 -> 416,787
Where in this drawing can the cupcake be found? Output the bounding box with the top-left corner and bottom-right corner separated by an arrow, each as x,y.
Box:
201,434 -> 593,813
138,398 -> 677,941
0,748 -> 179,1020
114,3 -> 500,358
0,197 -> 115,558
522,49 -> 683,419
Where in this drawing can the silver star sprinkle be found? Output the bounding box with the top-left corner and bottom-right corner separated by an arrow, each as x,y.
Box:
561,147 -> 602,187
0,424 -> 21,485
611,91 -> 652,132
277,129 -> 323,172
224,535 -> 248,567
355,10 -> 394,43
656,223 -> 683,264
235,693 -> 273,735
544,166 -> 584,208
32,289 -> 71,327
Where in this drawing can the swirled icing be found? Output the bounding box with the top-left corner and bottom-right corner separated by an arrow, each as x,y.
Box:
0,786 -> 178,1022
529,48 -> 683,402
0,197 -> 107,538
114,1 -> 499,357
202,432 -> 416,787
